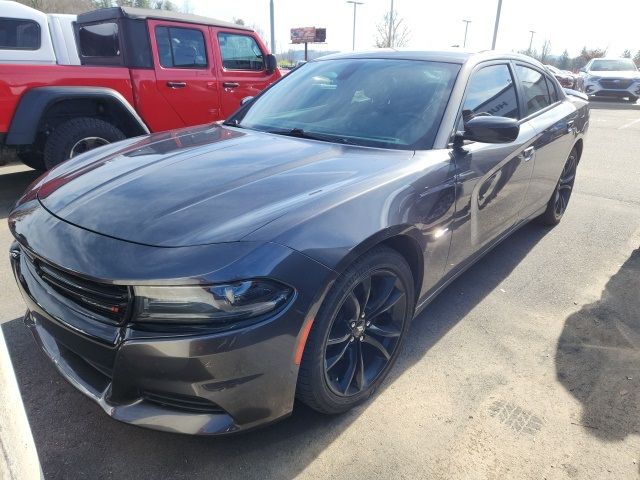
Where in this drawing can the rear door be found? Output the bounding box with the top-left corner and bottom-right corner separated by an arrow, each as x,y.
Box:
210,28 -> 277,118
513,64 -> 577,219
148,19 -> 221,126
446,62 -> 537,272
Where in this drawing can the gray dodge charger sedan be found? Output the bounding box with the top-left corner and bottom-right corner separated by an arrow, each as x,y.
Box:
9,50 -> 589,435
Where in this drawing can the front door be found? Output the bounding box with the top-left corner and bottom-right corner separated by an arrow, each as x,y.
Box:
149,19 -> 221,126
446,62 -> 537,272
211,28 -> 277,118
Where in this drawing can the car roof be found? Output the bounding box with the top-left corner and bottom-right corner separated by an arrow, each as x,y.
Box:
77,6 -> 252,31
313,48 -> 544,68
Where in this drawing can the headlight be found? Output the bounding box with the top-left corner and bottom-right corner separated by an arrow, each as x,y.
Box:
134,280 -> 293,325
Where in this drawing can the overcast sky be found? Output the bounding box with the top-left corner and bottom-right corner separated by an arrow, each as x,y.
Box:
186,0 -> 639,59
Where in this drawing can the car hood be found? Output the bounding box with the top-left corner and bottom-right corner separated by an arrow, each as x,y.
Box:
36,124 -> 413,247
588,70 -> 640,79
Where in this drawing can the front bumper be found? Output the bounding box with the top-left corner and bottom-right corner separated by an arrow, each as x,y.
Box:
8,201 -> 334,435
584,79 -> 640,98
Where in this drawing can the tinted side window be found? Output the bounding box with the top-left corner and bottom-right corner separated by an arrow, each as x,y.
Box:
0,18 -> 40,50
156,26 -> 207,68
79,23 -> 119,57
462,65 -> 519,122
218,33 -> 264,71
462,64 -> 519,125
516,65 -> 552,116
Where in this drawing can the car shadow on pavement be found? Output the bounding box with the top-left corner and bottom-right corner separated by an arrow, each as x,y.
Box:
556,248 -> 640,441
2,222 -> 550,479
0,168 -> 40,218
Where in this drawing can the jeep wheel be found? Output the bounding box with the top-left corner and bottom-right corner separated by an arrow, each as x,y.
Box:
43,117 -> 125,170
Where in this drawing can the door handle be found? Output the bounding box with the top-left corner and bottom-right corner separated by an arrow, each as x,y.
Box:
566,120 -> 575,133
223,82 -> 240,88
521,146 -> 535,162
166,81 -> 187,89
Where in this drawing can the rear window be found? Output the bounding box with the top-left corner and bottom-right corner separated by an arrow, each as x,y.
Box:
155,26 -> 207,68
78,22 -> 120,57
218,33 -> 264,71
515,65 -> 552,116
0,18 -> 40,50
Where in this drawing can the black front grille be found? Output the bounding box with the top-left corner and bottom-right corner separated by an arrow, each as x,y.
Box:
599,78 -> 633,89
27,254 -> 130,325
143,391 -> 226,414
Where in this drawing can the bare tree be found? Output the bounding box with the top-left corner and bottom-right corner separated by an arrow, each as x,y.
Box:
539,39 -> 551,63
634,50 -> 640,68
15,0 -> 94,13
374,10 -> 410,48
622,49 -> 632,58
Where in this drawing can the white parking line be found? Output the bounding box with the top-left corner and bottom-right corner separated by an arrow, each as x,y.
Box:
618,117 -> 640,130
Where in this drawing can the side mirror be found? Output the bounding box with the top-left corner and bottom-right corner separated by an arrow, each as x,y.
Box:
265,54 -> 277,73
461,116 -> 519,144
240,96 -> 254,106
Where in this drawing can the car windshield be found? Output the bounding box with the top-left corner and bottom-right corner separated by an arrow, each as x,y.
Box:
229,58 -> 461,150
590,59 -> 638,72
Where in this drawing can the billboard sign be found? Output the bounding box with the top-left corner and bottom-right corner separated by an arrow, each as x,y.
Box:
291,27 -> 326,44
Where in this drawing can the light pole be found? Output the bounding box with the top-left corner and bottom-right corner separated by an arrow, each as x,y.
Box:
269,0 -> 275,54
528,30 -> 536,53
462,19 -> 471,48
347,1 -> 364,51
491,0 -> 502,49
388,0 -> 394,48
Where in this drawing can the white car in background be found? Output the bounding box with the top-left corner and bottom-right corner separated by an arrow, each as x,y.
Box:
578,58 -> 640,103
0,0 -> 79,65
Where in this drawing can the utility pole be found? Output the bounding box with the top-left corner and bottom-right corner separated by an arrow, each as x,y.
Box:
462,19 -> 471,48
491,0 -> 502,49
347,1 -> 364,51
269,0 -> 275,54
388,0 -> 394,48
528,30 -> 536,53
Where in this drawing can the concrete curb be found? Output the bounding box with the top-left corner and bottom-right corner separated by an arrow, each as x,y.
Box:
0,327 -> 42,480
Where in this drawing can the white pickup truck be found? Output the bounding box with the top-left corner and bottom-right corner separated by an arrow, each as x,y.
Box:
0,0 -> 79,65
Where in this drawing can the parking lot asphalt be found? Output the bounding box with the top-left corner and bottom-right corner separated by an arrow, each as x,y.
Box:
1,100 -> 639,480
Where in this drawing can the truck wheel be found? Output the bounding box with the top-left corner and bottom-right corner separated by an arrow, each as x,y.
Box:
17,150 -> 45,171
43,117 -> 125,170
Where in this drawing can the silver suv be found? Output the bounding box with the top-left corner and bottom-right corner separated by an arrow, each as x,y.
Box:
578,58 -> 640,102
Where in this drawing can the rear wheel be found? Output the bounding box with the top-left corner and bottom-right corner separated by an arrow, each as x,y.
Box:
538,147 -> 578,226
297,246 -> 414,414
43,117 -> 125,170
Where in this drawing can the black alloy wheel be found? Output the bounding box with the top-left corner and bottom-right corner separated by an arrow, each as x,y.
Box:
324,269 -> 407,397
539,147 -> 578,226
297,246 -> 414,414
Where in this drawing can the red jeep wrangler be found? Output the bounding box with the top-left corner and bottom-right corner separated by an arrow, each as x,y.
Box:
0,7 -> 280,170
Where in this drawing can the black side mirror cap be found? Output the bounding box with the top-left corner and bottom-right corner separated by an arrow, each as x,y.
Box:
265,54 -> 277,73
461,116 -> 520,144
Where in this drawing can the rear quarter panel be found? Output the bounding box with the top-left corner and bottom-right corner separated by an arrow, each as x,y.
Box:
0,65 -> 133,134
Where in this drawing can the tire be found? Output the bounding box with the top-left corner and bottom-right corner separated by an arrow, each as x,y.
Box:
43,117 -> 125,170
626,95 -> 638,103
538,147 -> 578,226
17,149 -> 45,171
297,246 -> 415,414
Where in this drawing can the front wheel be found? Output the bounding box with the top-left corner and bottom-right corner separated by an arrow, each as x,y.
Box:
538,147 -> 578,226
626,95 -> 638,104
43,117 -> 125,170
297,246 -> 414,414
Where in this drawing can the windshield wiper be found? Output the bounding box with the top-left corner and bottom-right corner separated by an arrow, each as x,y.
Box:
268,128 -> 355,145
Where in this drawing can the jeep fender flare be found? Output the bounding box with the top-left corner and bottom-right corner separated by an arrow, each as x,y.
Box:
6,86 -> 149,145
